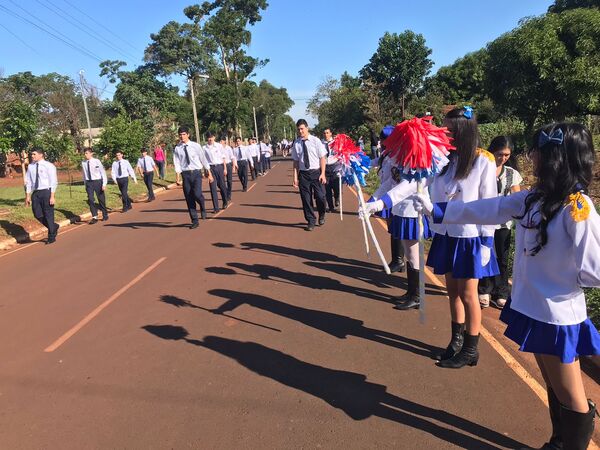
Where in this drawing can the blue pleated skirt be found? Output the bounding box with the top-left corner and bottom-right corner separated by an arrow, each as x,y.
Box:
376,208 -> 392,219
426,233 -> 500,279
388,215 -> 433,240
500,298 -> 600,363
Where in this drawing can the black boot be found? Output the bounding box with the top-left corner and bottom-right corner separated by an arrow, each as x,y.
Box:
434,322 -> 465,361
388,236 -> 405,273
540,389 -> 563,449
394,265 -> 420,310
561,399 -> 596,450
437,332 -> 479,368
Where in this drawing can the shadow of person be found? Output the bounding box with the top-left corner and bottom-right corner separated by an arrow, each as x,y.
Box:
141,326 -> 525,449
105,222 -> 189,229
214,217 -> 306,229
0,219 -> 31,241
226,262 -> 394,304
207,289 -> 440,357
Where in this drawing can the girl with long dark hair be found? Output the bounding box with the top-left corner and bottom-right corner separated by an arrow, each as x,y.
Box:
413,122 -> 600,449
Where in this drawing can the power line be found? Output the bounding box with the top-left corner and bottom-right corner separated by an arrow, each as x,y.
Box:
34,0 -> 137,60
0,22 -> 42,55
61,0 -> 141,54
0,3 -> 103,62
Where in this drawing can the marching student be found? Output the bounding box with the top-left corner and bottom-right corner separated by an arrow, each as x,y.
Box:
291,118 -> 327,231
111,151 -> 137,212
322,128 -> 340,213
203,132 -> 229,212
25,148 -> 59,244
173,126 -> 213,229
478,136 -> 523,309
250,138 -> 260,179
220,136 -> 236,202
137,148 -> 158,202
82,148 -> 108,224
366,107 -> 498,368
260,140 -> 271,174
412,122 -> 600,449
234,136 -> 253,192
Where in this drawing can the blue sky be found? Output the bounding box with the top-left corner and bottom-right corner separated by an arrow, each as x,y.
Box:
0,0 -> 553,124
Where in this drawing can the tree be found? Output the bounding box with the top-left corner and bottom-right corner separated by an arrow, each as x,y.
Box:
548,0 -> 600,13
97,114 -> 149,159
360,31 -> 433,117
485,8 -> 600,129
253,80 -> 293,141
0,100 -> 38,184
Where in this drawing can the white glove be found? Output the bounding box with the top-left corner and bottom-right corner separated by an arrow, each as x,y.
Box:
360,199 -> 384,219
481,245 -> 491,266
411,193 -> 434,216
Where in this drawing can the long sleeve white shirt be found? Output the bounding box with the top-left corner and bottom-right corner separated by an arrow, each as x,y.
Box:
173,141 -> 210,173
380,151 -> 497,236
25,160 -> 58,194
111,159 -> 137,183
82,158 -> 107,187
434,190 -> 600,325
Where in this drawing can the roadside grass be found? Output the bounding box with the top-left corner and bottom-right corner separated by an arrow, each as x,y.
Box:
0,166 -> 177,240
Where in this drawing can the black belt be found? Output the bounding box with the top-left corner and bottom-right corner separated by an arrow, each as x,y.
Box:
33,188 -> 51,192
182,169 -> 201,173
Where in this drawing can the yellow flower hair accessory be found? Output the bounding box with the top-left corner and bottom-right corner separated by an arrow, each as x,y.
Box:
567,192 -> 590,222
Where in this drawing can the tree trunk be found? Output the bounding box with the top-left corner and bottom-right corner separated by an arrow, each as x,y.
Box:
19,151 -> 28,193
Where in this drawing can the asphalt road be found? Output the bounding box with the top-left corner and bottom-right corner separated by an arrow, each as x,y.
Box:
0,160 -> 598,449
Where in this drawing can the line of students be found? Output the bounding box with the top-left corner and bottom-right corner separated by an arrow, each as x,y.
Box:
365,110 -> 600,449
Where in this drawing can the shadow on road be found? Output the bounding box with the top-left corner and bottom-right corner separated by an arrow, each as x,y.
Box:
0,219 -> 31,241
140,209 -> 189,214
141,325 -> 525,450
105,221 -> 189,229
206,289 -> 440,357
239,203 -> 302,211
214,217 -> 306,229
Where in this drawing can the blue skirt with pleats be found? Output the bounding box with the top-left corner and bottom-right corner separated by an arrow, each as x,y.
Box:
500,298 -> 600,363
426,233 -> 500,279
388,215 -> 432,240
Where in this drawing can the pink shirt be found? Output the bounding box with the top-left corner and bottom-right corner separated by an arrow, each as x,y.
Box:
154,147 -> 165,162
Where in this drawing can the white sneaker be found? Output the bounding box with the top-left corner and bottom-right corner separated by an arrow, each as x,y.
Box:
479,294 -> 490,308
492,298 -> 507,309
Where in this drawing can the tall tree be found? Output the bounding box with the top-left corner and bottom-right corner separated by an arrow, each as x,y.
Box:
360,31 -> 433,117
548,0 -> 600,13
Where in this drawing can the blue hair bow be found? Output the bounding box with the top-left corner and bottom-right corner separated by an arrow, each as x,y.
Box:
463,106 -> 473,119
538,128 -> 564,148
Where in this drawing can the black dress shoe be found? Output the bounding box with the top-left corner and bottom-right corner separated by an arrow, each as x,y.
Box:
89,218 -> 98,225
190,222 -> 199,229
305,223 -> 315,231
242,188 -> 247,192
102,216 -> 109,222
213,209 -> 220,214
335,199 -> 340,207
201,212 -> 207,220
46,236 -> 56,244
318,216 -> 325,226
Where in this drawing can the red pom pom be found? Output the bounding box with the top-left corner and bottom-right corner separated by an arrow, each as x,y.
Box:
330,134 -> 361,166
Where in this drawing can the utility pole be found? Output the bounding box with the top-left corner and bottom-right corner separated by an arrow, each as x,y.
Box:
253,106 -> 259,140
189,74 -> 209,142
79,70 -> 93,148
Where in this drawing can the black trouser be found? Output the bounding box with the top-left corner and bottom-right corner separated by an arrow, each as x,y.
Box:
226,162 -> 233,200
181,170 -> 206,223
85,179 -> 107,218
209,164 -> 228,210
261,155 -> 268,172
143,172 -> 155,200
265,156 -> 271,170
238,160 -> 249,190
156,161 -> 165,179
479,227 -> 512,299
31,188 -> 57,236
116,177 -> 131,210
252,156 -> 259,178
299,169 -> 326,225
325,164 -> 340,211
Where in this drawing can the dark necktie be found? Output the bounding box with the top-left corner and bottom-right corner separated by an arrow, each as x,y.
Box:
118,161 -> 122,177
143,157 -> 147,173
87,161 -> 92,181
302,140 -> 310,169
34,162 -> 39,190
325,142 -> 330,157
183,145 -> 191,166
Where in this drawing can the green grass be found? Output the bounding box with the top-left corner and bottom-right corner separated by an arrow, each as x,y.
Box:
0,167 -> 178,239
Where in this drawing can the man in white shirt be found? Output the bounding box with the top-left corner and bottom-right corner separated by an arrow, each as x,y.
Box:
292,119 -> 327,231
260,140 -> 271,173
220,136 -> 236,201
249,137 -> 260,179
82,148 -> 108,224
111,150 -> 137,212
203,132 -> 229,212
323,128 -> 341,212
173,126 -> 213,229
137,148 -> 159,202
233,136 -> 253,192
25,148 -> 59,243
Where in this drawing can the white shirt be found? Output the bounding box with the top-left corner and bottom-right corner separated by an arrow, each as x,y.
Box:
173,141 -> 210,173
260,142 -> 270,155
437,190 -> 600,325
82,157 -> 108,187
248,143 -> 261,160
111,159 -> 137,183
234,146 -> 254,166
323,139 -> 338,166
380,150 -> 498,237
26,160 -> 58,194
222,145 -> 235,164
137,155 -> 156,173
291,135 -> 327,171
203,142 -> 226,166
497,166 -> 524,229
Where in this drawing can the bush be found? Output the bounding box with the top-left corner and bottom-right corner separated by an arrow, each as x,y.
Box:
479,118 -> 527,151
